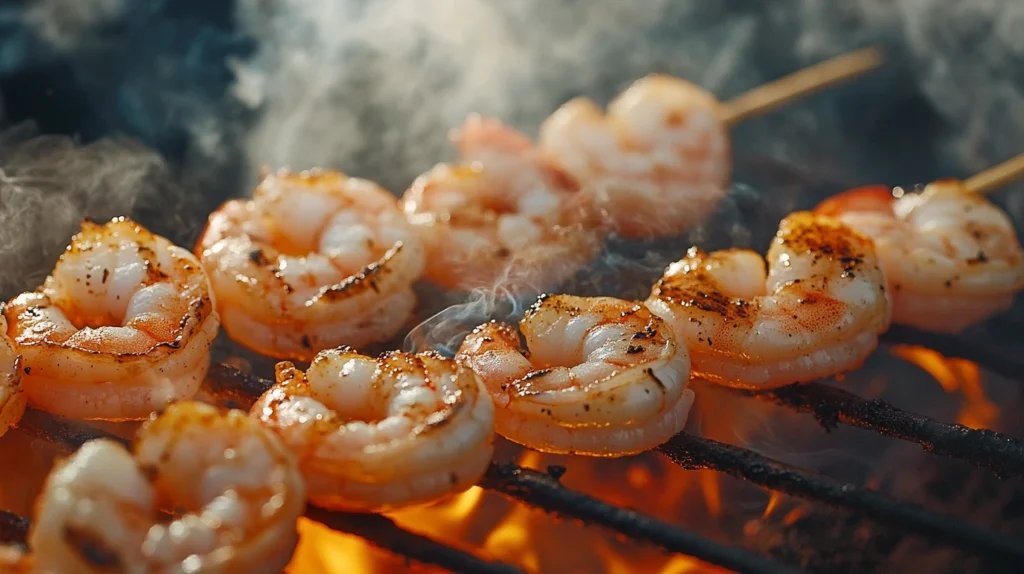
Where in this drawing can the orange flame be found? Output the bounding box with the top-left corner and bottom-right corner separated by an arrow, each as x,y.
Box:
890,345 -> 998,429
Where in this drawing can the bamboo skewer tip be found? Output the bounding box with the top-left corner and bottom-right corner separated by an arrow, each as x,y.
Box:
720,46 -> 886,127
963,152 -> 1024,195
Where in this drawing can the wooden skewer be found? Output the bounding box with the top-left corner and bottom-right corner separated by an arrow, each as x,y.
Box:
720,47 -> 886,127
963,152 -> 1024,195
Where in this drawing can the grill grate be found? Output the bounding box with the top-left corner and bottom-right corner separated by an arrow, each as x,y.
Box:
3,327 -> 1024,573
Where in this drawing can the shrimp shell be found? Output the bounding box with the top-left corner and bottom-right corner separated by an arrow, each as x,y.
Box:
646,212 -> 891,389
251,347 -> 495,512
539,75 -> 730,239
0,315 -> 25,438
196,169 -> 425,360
27,401 -> 306,574
401,115 -> 604,294
457,295 -> 693,457
4,218 -> 219,420
816,180 -> 1024,333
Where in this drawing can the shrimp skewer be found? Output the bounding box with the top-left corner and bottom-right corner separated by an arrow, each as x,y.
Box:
251,347 -> 494,512
539,48 -> 884,239
816,180 -> 1024,333
401,115 -> 604,294
0,316 -> 25,437
4,218 -> 219,421
196,169 -> 425,361
21,401 -> 306,574
645,212 -> 891,389
457,294 -> 693,457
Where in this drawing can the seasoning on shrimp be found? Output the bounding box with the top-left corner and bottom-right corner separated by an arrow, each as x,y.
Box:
645,211 -> 891,390
251,347 -> 494,512
4,218 -> 219,421
539,75 -> 730,239
26,401 -> 306,574
457,294 -> 693,457
401,114 -> 604,294
196,168 -> 426,361
816,180 -> 1024,333
0,316 -> 25,437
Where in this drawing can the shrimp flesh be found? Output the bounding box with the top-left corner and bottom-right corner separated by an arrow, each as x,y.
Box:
539,75 -> 731,239
0,546 -> 35,573
401,114 -> 604,294
457,294 -> 693,457
27,401 -> 306,574
4,218 -> 219,420
646,211 -> 890,389
0,316 -> 25,437
196,169 -> 425,361
251,348 -> 494,512
816,180 -> 1024,333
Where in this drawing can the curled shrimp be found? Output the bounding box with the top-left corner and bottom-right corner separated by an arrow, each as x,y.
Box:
26,401 -> 305,574
251,348 -> 494,512
645,212 -> 891,389
401,115 -> 604,294
456,294 -> 693,457
816,180 -> 1024,333
539,75 -> 731,239
196,169 -> 425,361
4,218 -> 219,420
0,316 -> 25,437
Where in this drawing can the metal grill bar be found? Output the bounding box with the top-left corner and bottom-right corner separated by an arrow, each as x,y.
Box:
480,463 -> 801,574
12,410 -> 525,574
746,382 -> 1024,477
656,433 -> 1024,563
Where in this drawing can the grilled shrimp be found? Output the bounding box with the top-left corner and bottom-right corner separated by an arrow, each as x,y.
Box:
4,218 -> 219,420
251,348 -> 494,512
196,169 -> 425,361
816,180 -> 1024,333
645,212 -> 890,389
27,401 -> 305,574
539,75 -> 730,239
401,115 -> 603,293
457,294 -> 693,457
0,316 -> 25,437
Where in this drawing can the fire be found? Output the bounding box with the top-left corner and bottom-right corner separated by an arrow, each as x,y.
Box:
284,442 -> 734,573
889,345 -> 998,429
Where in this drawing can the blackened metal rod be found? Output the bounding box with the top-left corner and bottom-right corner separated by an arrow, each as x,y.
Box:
656,433 -> 1024,563
13,410 -> 524,574
747,382 -> 1024,478
480,463 -> 803,574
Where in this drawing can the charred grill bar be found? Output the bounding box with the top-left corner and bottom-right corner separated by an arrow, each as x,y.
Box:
480,463 -> 801,574
747,382 -> 1024,477
656,434 -> 1024,563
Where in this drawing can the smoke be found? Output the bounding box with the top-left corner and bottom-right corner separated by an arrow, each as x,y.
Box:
0,122 -> 201,298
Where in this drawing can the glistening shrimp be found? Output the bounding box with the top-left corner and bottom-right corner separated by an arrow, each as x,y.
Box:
0,316 -> 25,437
456,294 -> 693,457
4,218 -> 219,420
816,180 -> 1024,333
539,75 -> 731,239
645,212 -> 891,389
251,347 -> 494,512
401,114 -> 604,294
23,401 -> 306,574
196,169 -> 425,361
